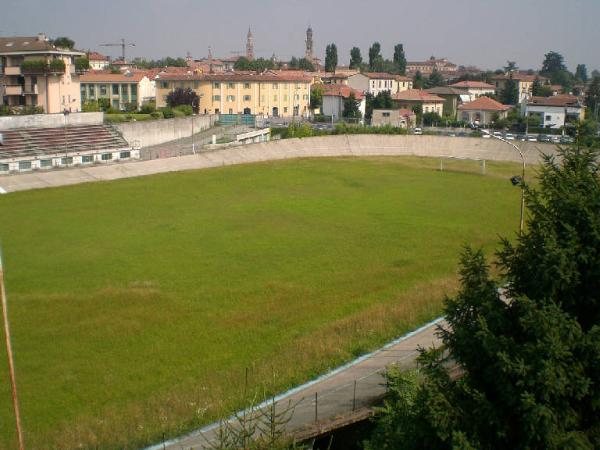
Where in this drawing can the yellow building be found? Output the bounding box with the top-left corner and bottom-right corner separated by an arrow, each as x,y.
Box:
155,70 -> 312,117
491,73 -> 549,103
0,34 -> 87,113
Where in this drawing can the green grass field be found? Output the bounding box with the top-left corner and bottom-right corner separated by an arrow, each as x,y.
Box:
0,156 -> 524,449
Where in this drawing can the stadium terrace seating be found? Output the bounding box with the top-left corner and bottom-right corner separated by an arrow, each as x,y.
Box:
0,124 -> 129,160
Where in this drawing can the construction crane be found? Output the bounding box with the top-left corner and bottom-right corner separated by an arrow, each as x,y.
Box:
100,38 -> 135,62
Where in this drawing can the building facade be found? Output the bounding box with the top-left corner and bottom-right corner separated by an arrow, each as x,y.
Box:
371,108 -> 416,128
457,96 -> 511,125
425,86 -> 471,118
88,51 -> 110,70
80,72 -> 155,110
321,84 -> 366,121
406,56 -> 458,74
347,72 -> 413,96
448,81 -> 495,101
524,95 -> 585,129
156,71 -> 312,117
0,34 -> 87,113
392,89 -> 444,115
491,73 -> 548,103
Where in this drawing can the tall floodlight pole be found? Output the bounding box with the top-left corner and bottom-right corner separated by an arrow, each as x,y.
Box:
490,134 -> 525,234
0,250 -> 25,450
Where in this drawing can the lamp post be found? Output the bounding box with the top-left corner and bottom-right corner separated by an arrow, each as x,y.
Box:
490,133 -> 525,235
1,250 -> 25,450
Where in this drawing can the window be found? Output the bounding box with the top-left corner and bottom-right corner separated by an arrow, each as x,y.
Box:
227,82 -> 234,89
40,159 -> 52,168
88,85 -> 95,98
0,163 -> 9,172
120,84 -> 129,100
100,84 -> 107,96
272,83 -> 278,89
160,81 -> 169,89
284,107 -> 288,113
228,108 -> 233,114
244,83 -> 250,89
213,82 -> 220,88
213,95 -> 221,101
18,161 -> 32,170
382,112 -> 390,117
295,83 -> 300,89
303,94 -> 308,100
101,153 -> 112,161
243,95 -> 251,101
61,156 -> 73,165
81,155 -> 93,163
226,95 -> 235,101
112,84 -> 119,95
130,84 -> 137,95
119,151 -> 131,159
545,115 -> 552,121
294,94 -> 299,100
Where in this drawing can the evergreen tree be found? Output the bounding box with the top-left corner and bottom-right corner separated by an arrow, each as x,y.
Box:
349,47 -> 362,70
393,44 -> 407,75
575,64 -> 588,83
500,75 -> 519,104
541,51 -> 567,75
288,57 -> 299,69
504,60 -> 518,72
166,88 -> 200,112
325,43 -> 338,72
298,58 -> 315,71
425,69 -> 445,88
342,93 -> 362,119
532,77 -> 553,97
369,42 -> 382,71
585,76 -> 600,120
52,36 -> 75,49
413,71 -> 424,89
366,145 -> 600,450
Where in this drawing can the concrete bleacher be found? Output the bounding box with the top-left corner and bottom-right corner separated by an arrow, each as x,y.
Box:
0,124 -> 129,160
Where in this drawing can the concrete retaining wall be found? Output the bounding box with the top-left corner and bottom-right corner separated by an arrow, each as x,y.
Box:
0,134 -> 559,193
114,115 -> 216,148
0,112 -> 103,130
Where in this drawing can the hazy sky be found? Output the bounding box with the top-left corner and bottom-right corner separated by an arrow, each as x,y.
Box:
2,0 -> 598,71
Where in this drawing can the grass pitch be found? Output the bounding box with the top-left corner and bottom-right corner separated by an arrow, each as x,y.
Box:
0,156 -> 523,449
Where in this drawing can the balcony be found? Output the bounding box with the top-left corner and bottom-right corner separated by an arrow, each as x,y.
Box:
4,85 -> 23,96
4,66 -> 22,76
23,84 -> 39,95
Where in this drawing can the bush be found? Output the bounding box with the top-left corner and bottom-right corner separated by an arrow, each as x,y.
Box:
48,59 -> 66,72
82,101 -> 100,112
124,102 -> 138,112
21,60 -> 47,73
174,105 -> 193,116
160,108 -> 174,119
172,108 -> 186,118
150,111 -> 163,119
74,58 -> 90,72
140,101 -> 156,114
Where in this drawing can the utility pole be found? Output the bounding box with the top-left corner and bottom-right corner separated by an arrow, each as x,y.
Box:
1,250 -> 25,450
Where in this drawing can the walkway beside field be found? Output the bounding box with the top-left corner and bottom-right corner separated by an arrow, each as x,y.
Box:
149,318 -> 444,450
0,134 -> 555,193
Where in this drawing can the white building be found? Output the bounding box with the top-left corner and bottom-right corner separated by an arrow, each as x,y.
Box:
448,81 -> 496,102
347,72 -> 412,96
87,51 -> 110,70
523,95 -> 585,129
321,84 -> 366,121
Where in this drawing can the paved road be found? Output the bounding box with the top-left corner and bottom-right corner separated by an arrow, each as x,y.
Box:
148,318 -> 444,450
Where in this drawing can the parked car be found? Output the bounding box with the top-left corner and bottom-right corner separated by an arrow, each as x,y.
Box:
505,133 -> 515,140
526,135 -> 538,142
493,131 -> 503,138
550,135 -> 561,143
560,136 -> 574,144
447,131 -> 456,137
538,135 -> 552,143
413,127 -> 423,135
457,132 -> 468,137
482,129 -> 491,138
516,134 -> 526,141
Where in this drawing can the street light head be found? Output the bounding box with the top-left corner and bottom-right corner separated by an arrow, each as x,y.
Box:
510,175 -> 523,186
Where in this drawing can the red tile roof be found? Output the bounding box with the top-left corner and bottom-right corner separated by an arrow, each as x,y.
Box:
449,81 -> 495,89
392,89 -> 444,102
458,96 -> 511,111
156,70 -> 312,83
527,95 -> 582,107
363,72 -> 412,81
80,71 -> 147,82
321,84 -> 365,100
491,72 -> 548,83
87,51 -> 109,61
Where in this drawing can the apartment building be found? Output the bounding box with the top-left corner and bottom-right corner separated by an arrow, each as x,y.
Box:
155,70 -> 313,117
491,72 -> 549,103
347,72 -> 413,96
87,51 -> 110,70
524,95 -> 585,129
391,89 -> 445,115
0,33 -> 87,113
406,56 -> 458,74
80,71 -> 155,110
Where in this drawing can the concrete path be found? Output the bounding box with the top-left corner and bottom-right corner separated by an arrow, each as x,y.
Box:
149,318 -> 444,450
0,134 -> 555,194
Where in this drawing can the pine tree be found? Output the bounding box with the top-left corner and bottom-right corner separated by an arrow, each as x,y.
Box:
369,42 -> 382,71
349,47 -> 362,70
393,44 -> 407,75
325,43 -> 338,73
